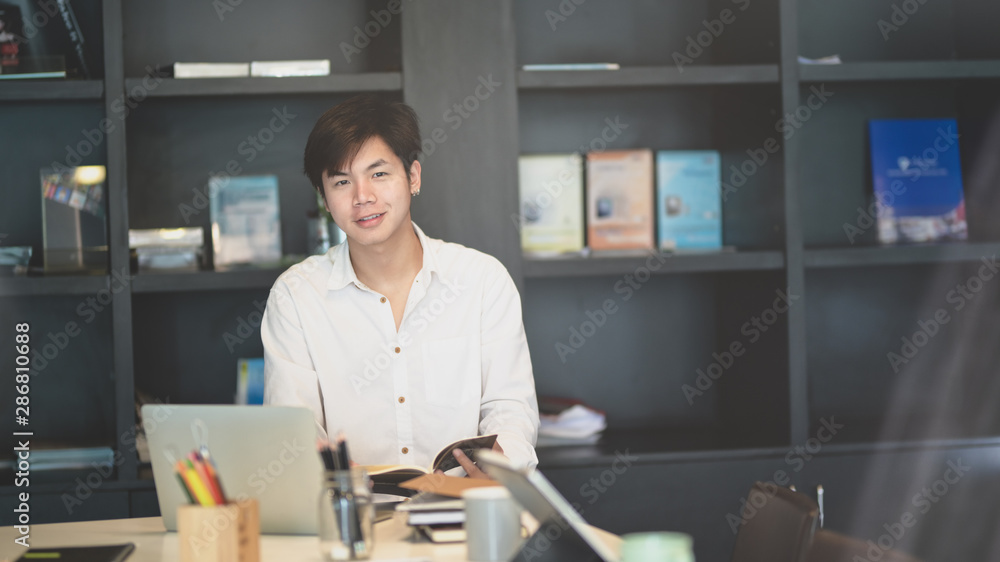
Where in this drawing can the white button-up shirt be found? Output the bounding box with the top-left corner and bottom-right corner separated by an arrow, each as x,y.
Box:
262,222 -> 539,469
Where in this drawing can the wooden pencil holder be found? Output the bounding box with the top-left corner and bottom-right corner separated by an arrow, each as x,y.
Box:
177,499 -> 260,562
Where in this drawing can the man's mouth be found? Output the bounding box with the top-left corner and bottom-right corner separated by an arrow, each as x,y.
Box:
357,212 -> 385,224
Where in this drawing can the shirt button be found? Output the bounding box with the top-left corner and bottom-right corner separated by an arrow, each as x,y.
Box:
394,347 -> 401,354
398,396 -> 405,404
380,297 -> 387,303
401,447 -> 409,454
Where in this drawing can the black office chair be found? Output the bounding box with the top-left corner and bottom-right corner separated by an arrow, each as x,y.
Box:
730,482 -> 821,562
806,529 -> 923,562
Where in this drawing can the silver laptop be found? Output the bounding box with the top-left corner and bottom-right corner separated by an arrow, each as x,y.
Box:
142,404 -> 323,534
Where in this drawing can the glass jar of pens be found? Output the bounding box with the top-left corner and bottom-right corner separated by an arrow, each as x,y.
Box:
318,437 -> 374,560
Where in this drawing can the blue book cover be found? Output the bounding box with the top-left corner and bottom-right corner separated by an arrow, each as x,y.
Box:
655,151 -> 722,251
209,175 -> 282,268
868,119 -> 966,244
236,358 -> 265,405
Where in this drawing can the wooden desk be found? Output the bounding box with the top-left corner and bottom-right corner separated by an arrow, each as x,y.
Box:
1,513 -> 622,561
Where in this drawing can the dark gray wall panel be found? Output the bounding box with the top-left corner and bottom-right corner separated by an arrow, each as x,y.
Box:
402,0 -> 523,280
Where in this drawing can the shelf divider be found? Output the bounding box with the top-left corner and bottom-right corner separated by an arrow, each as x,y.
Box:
799,60 -> 1000,83
517,64 -> 779,89
805,242 -> 1000,268
0,276 -> 110,297
0,80 -> 104,101
127,72 -> 402,98
522,250 -> 784,278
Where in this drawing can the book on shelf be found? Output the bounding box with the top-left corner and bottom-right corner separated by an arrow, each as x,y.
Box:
0,0 -> 91,79
0,447 -> 113,472
170,62 -> 251,78
417,524 -> 466,543
209,175 -> 282,269
0,54 -> 65,79
250,59 -> 330,77
235,357 -> 265,405
364,434 -> 497,493
656,150 -> 722,252
522,63 -> 620,71
0,3 -> 23,68
517,153 -> 585,256
868,118 -> 967,244
586,149 -> 655,251
55,0 -> 90,78
129,227 -> 204,272
40,165 -> 107,273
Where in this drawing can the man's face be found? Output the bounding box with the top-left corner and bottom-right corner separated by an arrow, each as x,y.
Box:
321,135 -> 421,250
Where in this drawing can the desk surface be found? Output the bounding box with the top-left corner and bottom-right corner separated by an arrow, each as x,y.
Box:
1,513 -> 622,561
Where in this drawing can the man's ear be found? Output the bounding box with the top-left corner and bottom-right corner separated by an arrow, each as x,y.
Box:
408,160 -> 422,194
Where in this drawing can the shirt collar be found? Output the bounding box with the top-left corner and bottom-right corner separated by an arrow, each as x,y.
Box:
327,221 -> 441,292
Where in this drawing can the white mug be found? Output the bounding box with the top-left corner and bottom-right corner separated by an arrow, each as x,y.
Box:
463,486 -> 522,561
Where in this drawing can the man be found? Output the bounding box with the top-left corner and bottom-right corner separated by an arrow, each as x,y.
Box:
262,95 -> 539,476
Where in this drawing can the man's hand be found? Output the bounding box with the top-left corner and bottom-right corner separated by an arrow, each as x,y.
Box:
436,441 -> 505,479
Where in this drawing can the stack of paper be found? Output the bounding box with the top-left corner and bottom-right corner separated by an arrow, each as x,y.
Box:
537,404 -> 607,446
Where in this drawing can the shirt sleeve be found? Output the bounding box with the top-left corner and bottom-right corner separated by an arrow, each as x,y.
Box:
262,279 -> 328,439
478,260 -> 540,469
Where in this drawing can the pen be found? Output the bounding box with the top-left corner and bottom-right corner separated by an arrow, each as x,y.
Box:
182,459 -> 216,506
199,445 -> 228,503
817,485 -> 824,528
189,452 -> 225,505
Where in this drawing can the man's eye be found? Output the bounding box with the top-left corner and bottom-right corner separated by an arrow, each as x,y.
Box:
373,172 -> 387,178
334,179 -> 349,186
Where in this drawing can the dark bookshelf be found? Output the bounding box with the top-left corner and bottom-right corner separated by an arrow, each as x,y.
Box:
4,0 -> 1000,558
125,73 -> 402,98
522,250 -> 784,278
799,60 -> 1000,83
0,80 -> 104,101
516,64 -> 779,89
